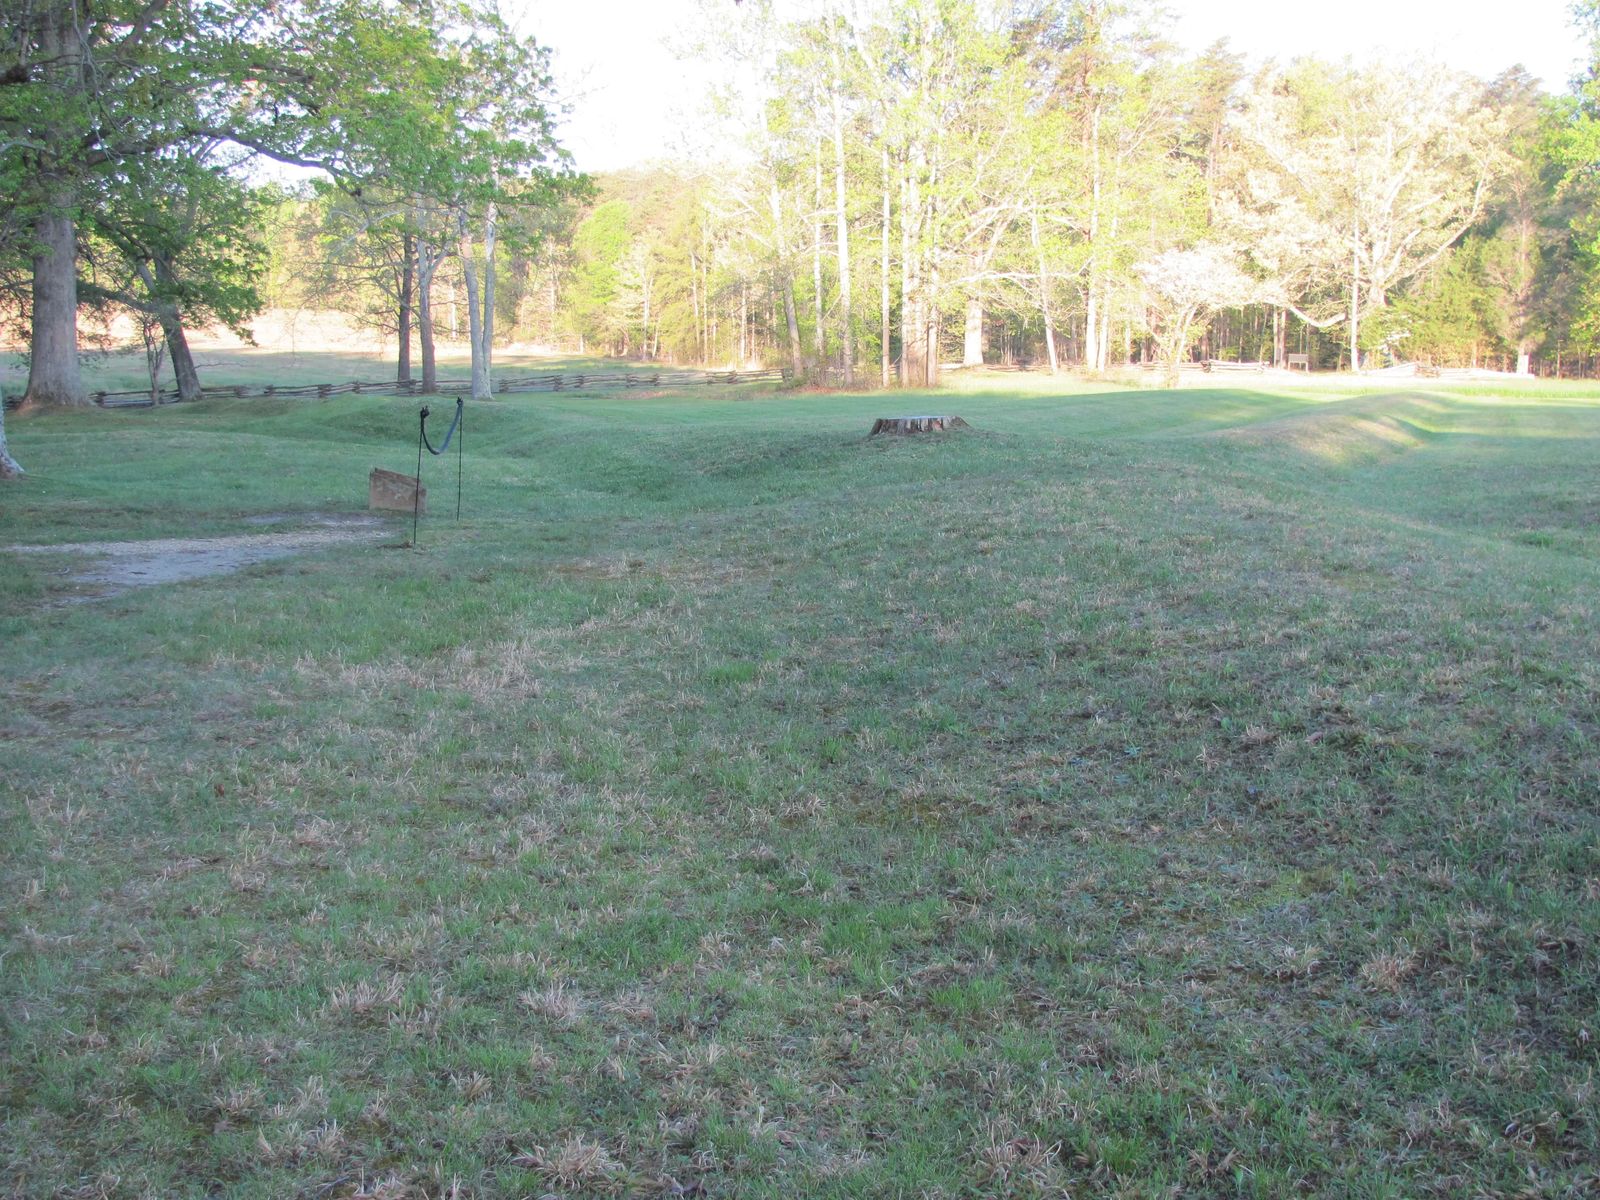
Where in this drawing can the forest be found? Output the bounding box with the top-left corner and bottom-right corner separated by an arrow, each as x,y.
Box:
253,0 -> 1600,389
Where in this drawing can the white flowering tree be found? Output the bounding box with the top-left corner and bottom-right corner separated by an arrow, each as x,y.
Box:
1136,246 -> 1261,386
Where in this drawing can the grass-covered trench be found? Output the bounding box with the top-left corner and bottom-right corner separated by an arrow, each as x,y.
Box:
2,378 -> 1598,1198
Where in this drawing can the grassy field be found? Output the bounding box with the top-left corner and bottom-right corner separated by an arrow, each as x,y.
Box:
2,374 -> 1598,1198
0,335 -> 708,401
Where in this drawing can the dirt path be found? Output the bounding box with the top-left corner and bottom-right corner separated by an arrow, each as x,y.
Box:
6,515 -> 391,598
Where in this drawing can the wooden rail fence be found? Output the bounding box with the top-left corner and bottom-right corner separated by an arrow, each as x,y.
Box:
55,367 -> 791,410
1137,360 -> 1269,374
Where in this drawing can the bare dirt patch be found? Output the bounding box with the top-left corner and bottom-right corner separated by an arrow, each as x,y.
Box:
6,514 -> 390,598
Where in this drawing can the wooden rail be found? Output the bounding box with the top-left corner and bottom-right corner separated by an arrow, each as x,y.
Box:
76,367 -> 790,409
1139,360 -> 1268,374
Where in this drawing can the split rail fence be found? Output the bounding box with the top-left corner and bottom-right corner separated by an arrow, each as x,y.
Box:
68,367 -> 790,410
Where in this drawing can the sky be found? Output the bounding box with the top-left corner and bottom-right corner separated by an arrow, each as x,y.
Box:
512,0 -> 1587,173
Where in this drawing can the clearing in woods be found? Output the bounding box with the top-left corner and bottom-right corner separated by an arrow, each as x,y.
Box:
1,375 -> 1598,1198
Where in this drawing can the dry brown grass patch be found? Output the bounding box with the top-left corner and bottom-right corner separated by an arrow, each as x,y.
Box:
514,1134 -> 624,1193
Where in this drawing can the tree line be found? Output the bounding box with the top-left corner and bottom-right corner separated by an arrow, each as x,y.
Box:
346,0 -> 1591,390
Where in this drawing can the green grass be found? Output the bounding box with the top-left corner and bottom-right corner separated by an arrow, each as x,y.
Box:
0,342 -> 686,401
3,378 -> 1599,1198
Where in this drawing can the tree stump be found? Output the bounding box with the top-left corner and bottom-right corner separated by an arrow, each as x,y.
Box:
869,415 -> 969,436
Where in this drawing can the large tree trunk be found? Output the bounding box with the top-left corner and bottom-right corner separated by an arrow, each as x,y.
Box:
963,297 -> 983,367
781,278 -> 802,377
0,395 -> 23,478
417,241 -> 439,394
146,257 -> 201,402
163,312 -> 201,402
458,213 -> 490,401
24,6 -> 87,409
24,200 -> 88,408
398,232 -> 414,383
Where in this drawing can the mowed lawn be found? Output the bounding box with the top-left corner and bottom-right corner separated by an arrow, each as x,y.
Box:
2,378 -> 1598,1198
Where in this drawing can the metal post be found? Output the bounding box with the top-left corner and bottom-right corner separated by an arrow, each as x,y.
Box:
414,406 -> 427,548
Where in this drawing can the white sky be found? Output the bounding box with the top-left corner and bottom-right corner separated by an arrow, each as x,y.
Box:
511,0 -> 1587,173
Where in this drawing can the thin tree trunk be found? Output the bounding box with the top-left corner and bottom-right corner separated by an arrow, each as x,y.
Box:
643,263 -> 653,360
923,102 -> 943,388
963,297 -> 983,367
813,138 -> 825,371
547,272 -> 557,346
689,250 -> 701,363
1098,285 -> 1112,371
480,204 -> 497,392
398,232 -> 414,383
881,146 -> 892,388
899,161 -> 922,387
0,399 -> 21,478
1084,282 -> 1099,372
1349,224 -> 1361,372
1031,208 -> 1058,374
24,199 -> 87,407
782,277 -> 802,376
768,181 -> 804,377
829,23 -> 853,386
1166,315 -> 1192,387
141,321 -> 165,405
1083,101 -> 1103,372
